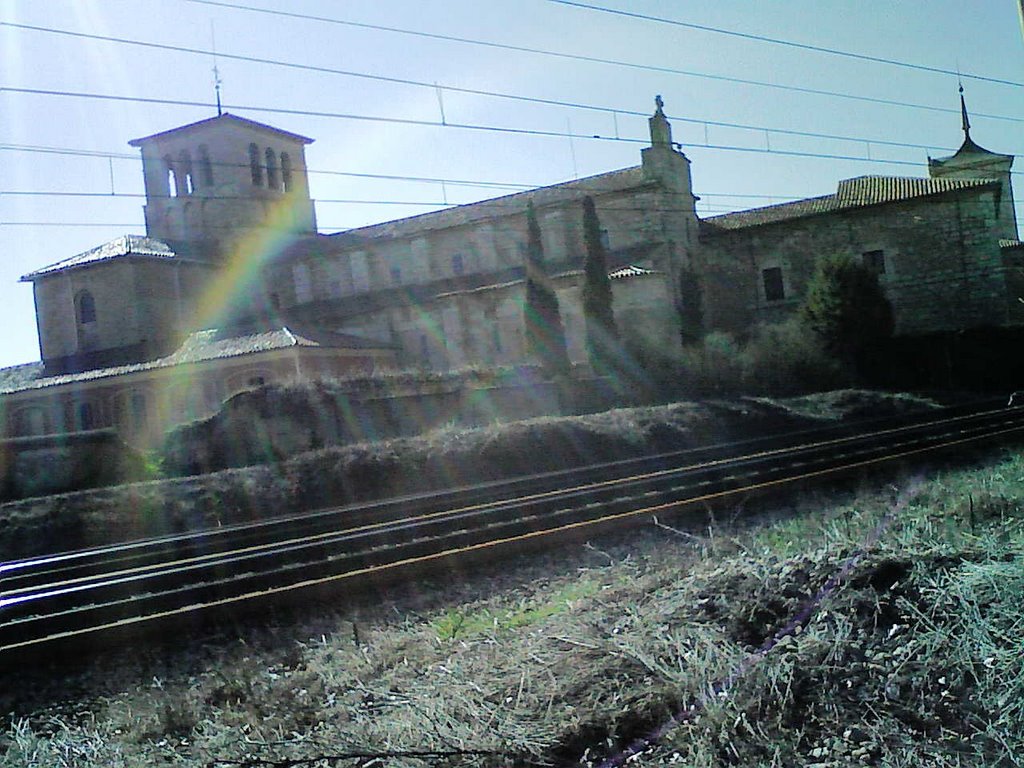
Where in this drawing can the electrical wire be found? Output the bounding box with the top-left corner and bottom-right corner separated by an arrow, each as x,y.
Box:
6,19 -> 1021,145
172,0 -> 1023,123
549,0 -> 1024,88
0,87 -> 966,174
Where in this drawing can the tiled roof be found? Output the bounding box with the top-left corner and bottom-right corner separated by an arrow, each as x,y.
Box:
20,235 -> 179,281
327,166 -> 653,244
0,362 -> 45,392
702,176 -> 996,232
0,327 -> 390,395
128,113 -> 314,146
608,264 -> 656,279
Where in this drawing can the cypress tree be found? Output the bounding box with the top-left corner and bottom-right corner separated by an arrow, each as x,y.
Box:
581,196 -> 619,371
524,202 -> 570,374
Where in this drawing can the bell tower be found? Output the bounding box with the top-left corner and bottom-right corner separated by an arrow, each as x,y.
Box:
928,86 -> 1017,240
129,113 -> 318,258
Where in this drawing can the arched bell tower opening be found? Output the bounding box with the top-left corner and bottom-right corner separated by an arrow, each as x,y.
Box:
129,113 -> 318,259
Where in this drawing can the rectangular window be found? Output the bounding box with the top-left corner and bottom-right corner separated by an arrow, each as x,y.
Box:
762,267 -> 785,302
862,249 -> 886,275
452,253 -> 465,276
390,266 -> 402,284
131,393 -> 148,431
292,263 -> 312,303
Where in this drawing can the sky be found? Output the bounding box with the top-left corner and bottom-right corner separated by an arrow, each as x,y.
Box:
3,0 -> 1024,368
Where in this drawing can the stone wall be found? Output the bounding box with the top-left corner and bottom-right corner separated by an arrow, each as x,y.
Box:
2,347 -> 395,446
700,187 -> 1009,337
386,268 -> 678,371
161,371 -> 565,474
0,429 -> 145,502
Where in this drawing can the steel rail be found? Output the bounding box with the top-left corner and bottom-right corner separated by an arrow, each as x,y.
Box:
3,408 -> 1019,614
0,404 -> 1006,604
1,404 -> 1022,658
0,399 -> 1006,589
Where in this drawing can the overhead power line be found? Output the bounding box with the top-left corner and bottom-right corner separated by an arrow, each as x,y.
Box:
0,143 -> 532,190
8,189 -> 1024,234
550,0 -> 1024,88
169,1 -> 1016,123
0,88 -> 971,172
9,21 -> 1012,149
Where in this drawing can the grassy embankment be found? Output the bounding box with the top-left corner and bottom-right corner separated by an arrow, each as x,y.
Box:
1,391 -> 1022,767
0,390 -> 934,560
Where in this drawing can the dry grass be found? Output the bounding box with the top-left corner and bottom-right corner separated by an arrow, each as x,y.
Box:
0,396 -> 813,559
3,442 -> 1023,767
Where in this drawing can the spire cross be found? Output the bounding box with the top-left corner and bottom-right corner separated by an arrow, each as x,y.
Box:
211,21 -> 223,116
214,63 -> 223,116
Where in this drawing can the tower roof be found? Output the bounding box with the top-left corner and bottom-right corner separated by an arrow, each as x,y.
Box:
930,85 -> 1010,165
128,112 -> 314,147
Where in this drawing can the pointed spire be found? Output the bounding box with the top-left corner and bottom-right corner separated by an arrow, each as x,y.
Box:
959,82 -> 971,141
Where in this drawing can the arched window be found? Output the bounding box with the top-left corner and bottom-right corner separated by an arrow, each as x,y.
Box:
164,155 -> 177,197
76,290 -> 97,324
178,150 -> 194,195
265,148 -> 278,191
249,143 -> 262,186
280,152 -> 293,192
198,144 -> 214,187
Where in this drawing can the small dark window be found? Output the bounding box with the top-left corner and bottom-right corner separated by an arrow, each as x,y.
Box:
265,148 -> 278,191
600,229 -> 610,249
280,152 -> 293,192
863,249 -> 886,275
390,266 -> 402,284
248,376 -> 266,387
452,253 -> 465,276
493,325 -> 503,353
249,143 -> 262,186
762,267 -> 785,302
76,290 -> 97,324
198,144 -> 214,187
78,401 -> 95,430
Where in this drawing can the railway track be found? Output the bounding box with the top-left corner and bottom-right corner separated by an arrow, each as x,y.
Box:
3,402 -> 1023,660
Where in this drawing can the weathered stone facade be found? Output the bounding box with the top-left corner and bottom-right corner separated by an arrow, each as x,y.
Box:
700,179 -> 1016,337
0,329 -> 393,444
3,96 -> 1023,446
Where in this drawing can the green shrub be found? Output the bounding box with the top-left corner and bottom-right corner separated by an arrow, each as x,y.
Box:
741,319 -> 848,395
677,322 -> 848,397
678,331 -> 745,395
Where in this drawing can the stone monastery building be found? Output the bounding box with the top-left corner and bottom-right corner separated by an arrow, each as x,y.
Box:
1,95 -> 1021,442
